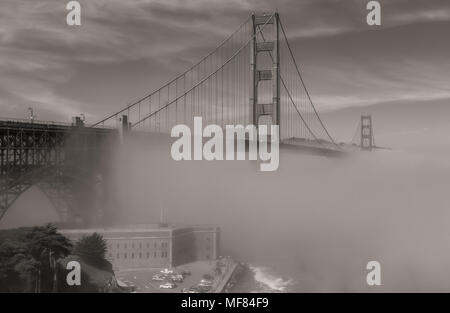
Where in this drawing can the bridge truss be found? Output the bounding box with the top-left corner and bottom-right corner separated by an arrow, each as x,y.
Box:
0,119 -> 115,222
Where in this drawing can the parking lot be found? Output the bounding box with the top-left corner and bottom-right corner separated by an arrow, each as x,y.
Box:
116,260 -> 219,293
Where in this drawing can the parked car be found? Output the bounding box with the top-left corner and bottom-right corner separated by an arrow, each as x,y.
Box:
152,274 -> 165,281
199,283 -> 213,289
159,281 -> 176,289
117,279 -> 136,292
183,286 -> 199,293
197,285 -> 212,292
170,274 -> 184,282
200,279 -> 213,285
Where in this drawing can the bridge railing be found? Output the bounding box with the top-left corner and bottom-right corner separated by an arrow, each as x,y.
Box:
0,117 -> 115,129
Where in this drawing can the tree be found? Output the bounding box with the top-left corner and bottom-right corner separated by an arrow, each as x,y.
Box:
0,239 -> 35,292
25,224 -> 73,292
73,233 -> 107,265
0,225 -> 72,292
13,255 -> 41,292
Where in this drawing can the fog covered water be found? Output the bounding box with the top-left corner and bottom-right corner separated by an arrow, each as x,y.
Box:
3,120 -> 450,292
108,127 -> 450,292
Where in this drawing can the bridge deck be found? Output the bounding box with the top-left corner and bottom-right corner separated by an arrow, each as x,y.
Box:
0,118 -> 115,133
281,137 -> 347,156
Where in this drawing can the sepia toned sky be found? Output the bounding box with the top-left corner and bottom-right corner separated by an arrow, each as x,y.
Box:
0,0 -> 449,123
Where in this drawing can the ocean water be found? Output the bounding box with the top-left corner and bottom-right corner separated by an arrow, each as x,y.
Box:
228,148 -> 450,292
246,265 -> 295,292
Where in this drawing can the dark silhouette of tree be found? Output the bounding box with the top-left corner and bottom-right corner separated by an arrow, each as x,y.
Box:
25,224 -> 73,292
0,227 -> 120,293
13,254 -> 41,292
73,233 -> 107,266
0,239 -> 37,292
0,224 -> 72,292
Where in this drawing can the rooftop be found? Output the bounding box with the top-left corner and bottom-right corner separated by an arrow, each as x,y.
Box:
59,223 -> 219,234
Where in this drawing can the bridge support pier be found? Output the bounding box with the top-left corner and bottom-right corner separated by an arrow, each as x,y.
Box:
360,115 -> 374,151
250,13 -> 280,133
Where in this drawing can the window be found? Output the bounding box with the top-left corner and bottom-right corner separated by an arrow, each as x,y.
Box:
154,252 -> 157,258
132,243 -> 134,248
147,252 -> 149,258
124,253 -> 127,259
139,243 -> 142,248
117,253 -> 120,259
131,253 -> 134,259
124,244 -> 127,249
147,243 -> 149,248
117,243 -> 120,248
139,253 -> 142,259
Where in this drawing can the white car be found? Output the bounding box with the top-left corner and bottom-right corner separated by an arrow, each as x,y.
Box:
152,274 -> 165,281
159,282 -> 176,289
170,274 -> 184,282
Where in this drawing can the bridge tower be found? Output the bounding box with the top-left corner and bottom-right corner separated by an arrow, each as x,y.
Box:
360,115 -> 374,151
250,13 -> 280,131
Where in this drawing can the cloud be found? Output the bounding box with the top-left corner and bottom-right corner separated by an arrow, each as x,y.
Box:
0,0 -> 449,122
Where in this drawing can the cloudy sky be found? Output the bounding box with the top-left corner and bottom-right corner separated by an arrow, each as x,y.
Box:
0,0 -> 449,124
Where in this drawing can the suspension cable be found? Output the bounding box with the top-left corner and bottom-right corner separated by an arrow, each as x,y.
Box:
257,26 -> 322,145
278,18 -> 340,149
91,15 -> 252,127
131,13 -> 276,128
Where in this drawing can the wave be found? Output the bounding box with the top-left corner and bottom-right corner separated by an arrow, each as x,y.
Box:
248,264 -> 294,292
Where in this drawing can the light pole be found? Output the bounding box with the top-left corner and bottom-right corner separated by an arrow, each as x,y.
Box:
28,107 -> 34,123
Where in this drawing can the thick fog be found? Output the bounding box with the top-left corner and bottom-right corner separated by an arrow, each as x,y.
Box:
3,100 -> 450,292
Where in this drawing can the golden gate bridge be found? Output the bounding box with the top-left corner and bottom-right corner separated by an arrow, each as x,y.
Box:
0,12 -> 362,224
